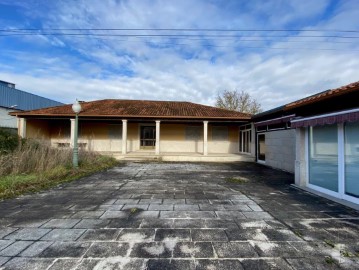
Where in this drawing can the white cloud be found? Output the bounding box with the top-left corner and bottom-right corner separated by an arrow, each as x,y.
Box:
0,0 -> 358,111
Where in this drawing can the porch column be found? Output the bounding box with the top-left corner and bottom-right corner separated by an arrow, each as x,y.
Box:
18,118 -> 27,138
122,120 -> 127,154
70,119 -> 75,148
155,120 -> 160,155
203,121 -> 208,155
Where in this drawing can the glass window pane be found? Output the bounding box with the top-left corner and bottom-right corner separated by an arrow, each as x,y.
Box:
345,122 -> 359,197
240,130 -> 251,154
212,127 -> 228,141
309,125 -> 338,192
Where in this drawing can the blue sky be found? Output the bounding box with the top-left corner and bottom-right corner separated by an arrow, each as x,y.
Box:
0,0 -> 358,110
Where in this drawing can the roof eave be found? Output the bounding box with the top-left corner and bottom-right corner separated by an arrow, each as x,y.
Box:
10,113 -> 250,121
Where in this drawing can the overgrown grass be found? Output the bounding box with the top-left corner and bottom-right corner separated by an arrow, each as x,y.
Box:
0,140 -> 118,199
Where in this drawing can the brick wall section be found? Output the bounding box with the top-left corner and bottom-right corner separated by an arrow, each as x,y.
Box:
264,129 -> 295,173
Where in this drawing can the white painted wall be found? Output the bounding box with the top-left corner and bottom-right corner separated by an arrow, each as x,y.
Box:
264,129 -> 296,173
0,107 -> 18,129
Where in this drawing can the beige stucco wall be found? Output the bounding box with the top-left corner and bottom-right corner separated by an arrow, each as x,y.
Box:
263,129 -> 296,173
127,123 -> 140,152
26,119 -> 50,139
24,119 -> 241,154
160,124 -> 203,153
208,126 -> 239,154
159,124 -> 240,154
80,122 -> 122,152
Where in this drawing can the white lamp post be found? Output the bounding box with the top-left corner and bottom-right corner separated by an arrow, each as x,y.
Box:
72,99 -> 82,168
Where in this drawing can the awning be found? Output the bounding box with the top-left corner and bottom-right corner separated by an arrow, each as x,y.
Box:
254,114 -> 295,127
291,109 -> 359,128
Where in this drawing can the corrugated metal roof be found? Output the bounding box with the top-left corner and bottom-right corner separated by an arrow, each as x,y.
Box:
0,83 -> 63,111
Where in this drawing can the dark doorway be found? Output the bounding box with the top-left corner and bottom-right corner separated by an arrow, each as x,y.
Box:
140,126 -> 156,149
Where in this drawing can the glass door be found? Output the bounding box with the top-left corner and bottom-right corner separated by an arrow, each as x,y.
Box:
344,122 -> 359,198
257,134 -> 266,163
240,129 -> 251,154
308,125 -> 339,192
140,126 -> 156,149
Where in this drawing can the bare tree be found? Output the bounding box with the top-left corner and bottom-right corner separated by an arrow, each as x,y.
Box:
215,90 -> 262,114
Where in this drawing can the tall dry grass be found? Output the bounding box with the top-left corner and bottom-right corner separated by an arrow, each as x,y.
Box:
0,139 -> 102,177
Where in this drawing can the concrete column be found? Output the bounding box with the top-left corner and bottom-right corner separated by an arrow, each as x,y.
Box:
70,119 -> 75,148
203,121 -> 208,155
250,123 -> 256,157
122,120 -> 127,154
295,127 -> 307,187
155,120 -> 160,155
18,118 -> 27,138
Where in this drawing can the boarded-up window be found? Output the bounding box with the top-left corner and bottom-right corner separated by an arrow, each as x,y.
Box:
54,123 -> 70,139
108,124 -> 122,139
212,126 -> 228,141
185,126 -> 202,141
62,125 -> 71,138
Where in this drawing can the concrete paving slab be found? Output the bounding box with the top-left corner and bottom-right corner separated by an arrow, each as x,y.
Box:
0,228 -> 17,239
84,242 -> 129,258
1,161 -> 359,269
39,242 -> 91,258
5,228 -> 51,241
41,219 -> 80,229
0,241 -> 33,257
191,229 -> 228,241
155,229 -> 191,241
0,256 -> 10,267
196,259 -> 243,270
80,229 -> 121,241
2,258 -> 54,270
213,242 -> 259,258
117,229 -> 155,242
41,229 -> 86,241
0,240 -> 13,252
19,241 -> 53,257
173,242 -> 214,258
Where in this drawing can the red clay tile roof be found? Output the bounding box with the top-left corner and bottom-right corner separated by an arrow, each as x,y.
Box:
11,99 -> 251,120
284,80 -> 359,110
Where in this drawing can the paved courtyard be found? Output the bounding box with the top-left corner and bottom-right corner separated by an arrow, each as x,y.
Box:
0,162 -> 359,269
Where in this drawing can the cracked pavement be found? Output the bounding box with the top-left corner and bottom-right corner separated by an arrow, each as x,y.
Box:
0,162 -> 359,269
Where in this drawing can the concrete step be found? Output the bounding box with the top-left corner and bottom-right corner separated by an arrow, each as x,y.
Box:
112,154 -> 254,163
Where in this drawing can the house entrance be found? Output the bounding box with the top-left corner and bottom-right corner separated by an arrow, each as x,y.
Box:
257,133 -> 266,163
140,126 -> 156,149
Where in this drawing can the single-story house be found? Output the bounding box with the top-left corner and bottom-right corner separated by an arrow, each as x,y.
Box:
10,100 -> 254,162
0,80 -> 63,131
9,80 -> 359,206
252,80 -> 359,206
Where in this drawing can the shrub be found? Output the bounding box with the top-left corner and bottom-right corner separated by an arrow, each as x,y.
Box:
0,139 -> 118,199
0,128 -> 19,154
0,139 -> 115,177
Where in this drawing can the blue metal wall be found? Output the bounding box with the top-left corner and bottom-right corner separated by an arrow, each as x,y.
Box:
0,83 -> 63,111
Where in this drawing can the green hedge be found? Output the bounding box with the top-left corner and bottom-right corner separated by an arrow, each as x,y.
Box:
0,128 -> 19,154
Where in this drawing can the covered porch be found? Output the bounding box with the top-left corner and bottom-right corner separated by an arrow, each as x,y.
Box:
19,117 -> 254,162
